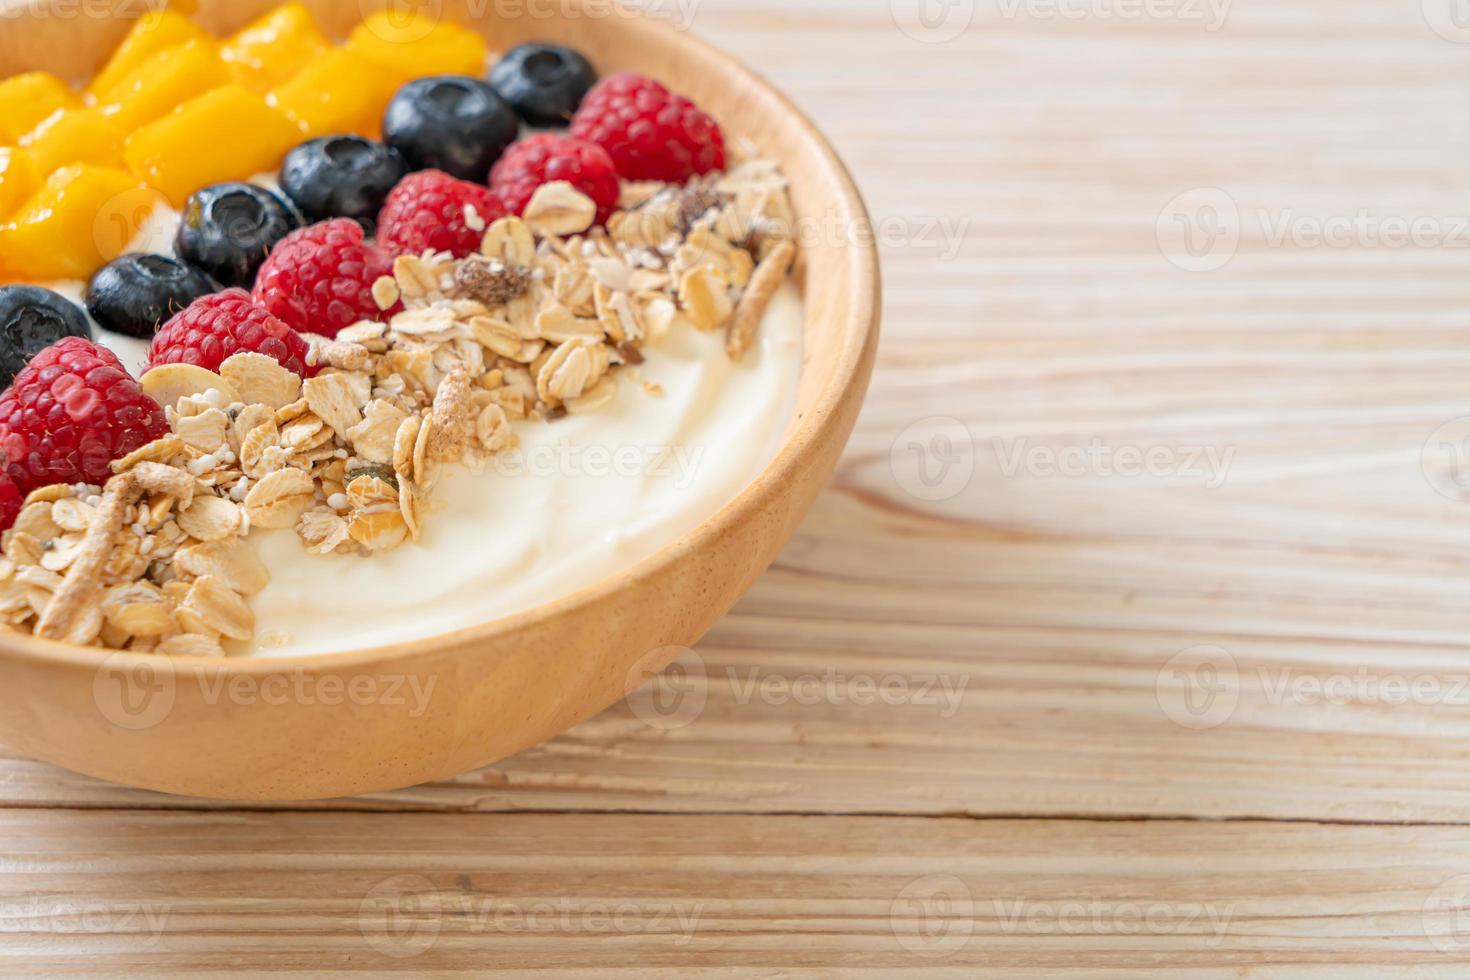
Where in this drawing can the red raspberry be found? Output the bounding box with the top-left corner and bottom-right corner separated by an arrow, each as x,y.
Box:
570,72 -> 725,183
490,134 -> 620,226
0,337 -> 169,498
253,218 -> 397,338
0,471 -> 19,532
377,170 -> 508,258
148,289 -> 311,377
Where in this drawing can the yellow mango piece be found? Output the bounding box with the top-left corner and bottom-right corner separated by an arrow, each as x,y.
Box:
346,12 -> 488,83
0,166 -> 164,281
19,109 -> 126,175
270,49 -> 395,139
0,149 -> 39,220
222,3 -> 331,93
124,84 -> 299,207
88,9 -> 211,98
97,39 -> 229,131
0,73 -> 82,144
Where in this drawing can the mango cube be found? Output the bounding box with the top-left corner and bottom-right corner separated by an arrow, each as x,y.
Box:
124,84 -> 299,207
0,149 -> 39,221
88,9 -> 211,98
0,73 -> 82,144
0,166 -> 165,281
222,3 -> 331,93
270,49 -> 395,139
19,109 -> 127,175
346,12 -> 488,82
97,39 -> 229,131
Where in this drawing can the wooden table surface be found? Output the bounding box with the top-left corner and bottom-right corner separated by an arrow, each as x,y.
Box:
7,0 -> 1470,973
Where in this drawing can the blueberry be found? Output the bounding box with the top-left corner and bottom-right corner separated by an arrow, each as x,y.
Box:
86,253 -> 218,341
0,286 -> 91,388
175,182 -> 302,289
383,75 -> 519,181
280,136 -> 410,229
488,43 -> 597,127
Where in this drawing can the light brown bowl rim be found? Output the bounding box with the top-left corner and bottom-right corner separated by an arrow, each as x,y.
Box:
0,7 -> 881,677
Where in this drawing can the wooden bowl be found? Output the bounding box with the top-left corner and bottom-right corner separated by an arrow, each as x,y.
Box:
0,0 -> 879,800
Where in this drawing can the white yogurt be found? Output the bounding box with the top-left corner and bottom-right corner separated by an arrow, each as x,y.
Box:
251,281 -> 800,656
41,190 -> 804,657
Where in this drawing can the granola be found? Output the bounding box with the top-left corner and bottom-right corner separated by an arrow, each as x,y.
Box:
0,152 -> 796,654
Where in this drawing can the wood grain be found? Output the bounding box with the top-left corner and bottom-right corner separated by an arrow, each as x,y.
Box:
6,0 -> 1470,970
6,0 -> 1470,820
4,810 -> 1470,974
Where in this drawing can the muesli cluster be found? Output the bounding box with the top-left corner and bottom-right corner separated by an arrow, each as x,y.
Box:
0,155 -> 796,655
